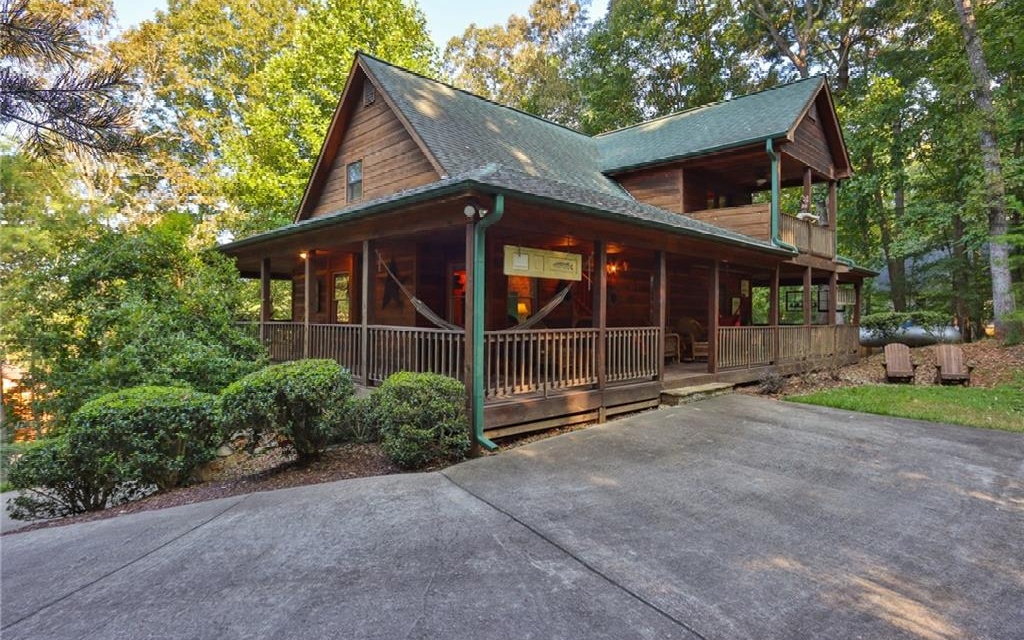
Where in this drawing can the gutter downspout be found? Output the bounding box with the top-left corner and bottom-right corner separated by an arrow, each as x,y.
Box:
471,194 -> 503,451
767,139 -> 799,253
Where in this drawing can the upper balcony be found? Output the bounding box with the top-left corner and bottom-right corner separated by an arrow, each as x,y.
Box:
612,121 -> 845,262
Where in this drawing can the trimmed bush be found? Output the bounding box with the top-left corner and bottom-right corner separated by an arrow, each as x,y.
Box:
373,372 -> 469,469
69,386 -> 221,491
7,436 -> 126,519
7,385 -> 220,519
220,359 -> 354,462
338,395 -> 379,444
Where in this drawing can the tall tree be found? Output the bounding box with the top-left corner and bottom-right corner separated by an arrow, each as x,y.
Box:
108,0 -> 308,223
0,0 -> 138,157
951,0 -> 1016,334
577,0 -> 763,134
221,0 -> 436,235
443,0 -> 587,127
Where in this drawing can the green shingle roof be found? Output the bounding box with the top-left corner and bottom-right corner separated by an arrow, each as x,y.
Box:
595,76 -> 825,173
232,54 -> 829,256
360,55 -> 624,199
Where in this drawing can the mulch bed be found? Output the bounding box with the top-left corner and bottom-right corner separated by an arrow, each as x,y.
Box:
5,443 -> 400,535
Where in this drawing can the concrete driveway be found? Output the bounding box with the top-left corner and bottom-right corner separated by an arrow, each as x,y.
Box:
2,395 -> 1022,639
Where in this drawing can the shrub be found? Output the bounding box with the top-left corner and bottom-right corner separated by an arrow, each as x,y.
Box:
220,359 -> 354,462
6,386 -> 220,519
69,386 -> 222,491
337,395 -> 379,443
373,372 -> 469,469
7,436 -> 144,519
758,372 -> 787,395
861,311 -> 949,339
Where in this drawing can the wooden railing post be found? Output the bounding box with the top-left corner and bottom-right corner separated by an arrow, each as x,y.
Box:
361,241 -> 372,384
303,250 -> 315,358
260,257 -> 271,345
803,266 -> 813,327
594,240 -> 607,422
770,263 -> 780,364
654,250 -> 666,382
708,260 -> 719,374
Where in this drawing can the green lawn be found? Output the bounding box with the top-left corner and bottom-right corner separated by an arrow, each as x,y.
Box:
787,384 -> 1024,433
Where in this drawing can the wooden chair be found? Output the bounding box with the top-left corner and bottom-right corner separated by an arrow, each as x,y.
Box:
934,344 -> 973,386
664,331 -> 681,363
883,343 -> 916,383
691,340 -> 709,361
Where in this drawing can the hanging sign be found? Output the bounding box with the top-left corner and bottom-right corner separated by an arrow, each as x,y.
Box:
503,245 -> 582,281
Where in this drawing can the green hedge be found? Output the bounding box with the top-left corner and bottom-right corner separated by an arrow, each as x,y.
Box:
373,372 -> 469,469
860,311 -> 949,336
70,386 -> 221,491
220,359 -> 354,462
8,385 -> 219,519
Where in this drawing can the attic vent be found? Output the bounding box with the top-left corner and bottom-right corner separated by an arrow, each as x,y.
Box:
363,81 -> 376,106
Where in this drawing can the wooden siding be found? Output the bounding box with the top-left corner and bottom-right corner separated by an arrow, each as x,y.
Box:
782,106 -> 835,177
686,203 -> 771,241
310,80 -> 438,218
617,167 -> 683,213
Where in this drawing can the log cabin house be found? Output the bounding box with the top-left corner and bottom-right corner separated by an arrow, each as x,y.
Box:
220,52 -> 873,449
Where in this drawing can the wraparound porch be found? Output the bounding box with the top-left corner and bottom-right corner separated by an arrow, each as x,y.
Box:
239,321 -> 861,437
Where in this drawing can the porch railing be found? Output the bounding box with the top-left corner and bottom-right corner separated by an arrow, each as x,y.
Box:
367,326 -> 465,384
483,328 -> 599,399
310,324 -> 361,374
718,325 -> 860,369
717,326 -> 776,369
606,327 -> 660,382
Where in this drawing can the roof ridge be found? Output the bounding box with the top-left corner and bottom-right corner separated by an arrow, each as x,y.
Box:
356,51 -> 593,141
594,75 -> 826,138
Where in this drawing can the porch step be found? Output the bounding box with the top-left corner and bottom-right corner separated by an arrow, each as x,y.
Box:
660,382 -> 735,406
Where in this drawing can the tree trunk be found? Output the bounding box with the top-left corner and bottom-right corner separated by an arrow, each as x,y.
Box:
951,214 -> 972,341
868,148 -> 906,312
953,0 -> 1016,335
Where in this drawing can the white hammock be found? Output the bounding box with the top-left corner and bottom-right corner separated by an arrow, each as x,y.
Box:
377,251 -> 573,333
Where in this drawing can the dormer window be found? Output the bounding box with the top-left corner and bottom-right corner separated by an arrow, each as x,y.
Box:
363,81 -> 376,106
346,160 -> 363,202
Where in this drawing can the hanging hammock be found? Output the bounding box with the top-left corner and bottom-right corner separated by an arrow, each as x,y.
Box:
510,283 -> 572,330
377,252 -> 461,332
376,251 -> 574,333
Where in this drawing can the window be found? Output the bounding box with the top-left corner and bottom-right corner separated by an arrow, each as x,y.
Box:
346,160 -> 363,202
334,273 -> 351,322
363,81 -> 376,106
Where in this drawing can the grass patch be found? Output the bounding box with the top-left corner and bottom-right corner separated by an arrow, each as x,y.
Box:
787,384 -> 1024,433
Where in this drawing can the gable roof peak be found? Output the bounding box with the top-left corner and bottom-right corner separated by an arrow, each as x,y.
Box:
355,51 -> 590,141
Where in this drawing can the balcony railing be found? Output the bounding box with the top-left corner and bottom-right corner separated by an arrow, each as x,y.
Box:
779,214 -> 835,258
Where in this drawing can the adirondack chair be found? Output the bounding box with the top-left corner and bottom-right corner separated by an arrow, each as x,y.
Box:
883,343 -> 916,383
934,344 -> 973,386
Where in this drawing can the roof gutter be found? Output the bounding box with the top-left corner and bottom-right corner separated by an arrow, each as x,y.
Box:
767,138 -> 799,253
470,194 -> 502,453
